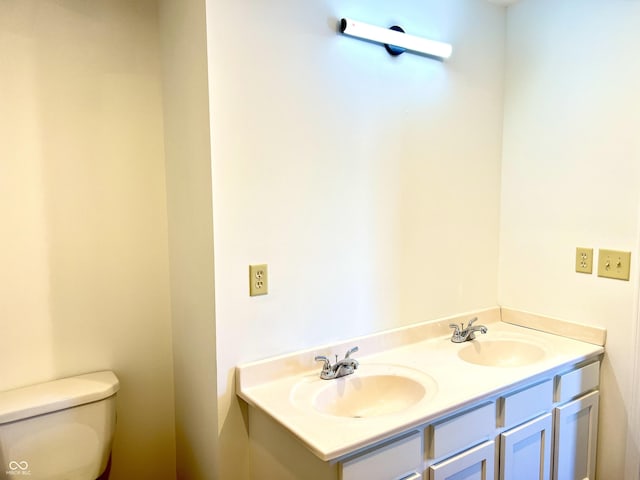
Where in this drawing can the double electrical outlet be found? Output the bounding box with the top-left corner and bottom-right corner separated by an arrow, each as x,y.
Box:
575,247 -> 631,281
249,264 -> 269,296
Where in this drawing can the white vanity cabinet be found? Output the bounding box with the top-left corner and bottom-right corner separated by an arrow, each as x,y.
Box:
245,357 -> 602,480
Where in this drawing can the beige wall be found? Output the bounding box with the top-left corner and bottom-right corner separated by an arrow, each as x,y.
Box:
0,1 -> 176,478
205,1 -> 506,478
499,1 -> 640,478
158,0 -> 219,478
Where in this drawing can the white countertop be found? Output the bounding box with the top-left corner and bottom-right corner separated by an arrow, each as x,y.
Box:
236,307 -> 604,462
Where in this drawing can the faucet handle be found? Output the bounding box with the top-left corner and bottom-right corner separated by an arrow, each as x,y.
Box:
467,317 -> 479,328
343,346 -> 359,370
345,346 -> 359,359
314,355 -> 331,372
449,323 -> 461,334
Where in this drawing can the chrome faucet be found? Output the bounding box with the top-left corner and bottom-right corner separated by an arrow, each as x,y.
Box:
449,317 -> 488,343
314,346 -> 359,380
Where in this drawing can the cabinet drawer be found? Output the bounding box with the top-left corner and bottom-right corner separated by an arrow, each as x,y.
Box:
429,440 -> 495,480
429,402 -> 494,459
498,380 -> 553,429
340,431 -> 422,480
555,362 -> 600,404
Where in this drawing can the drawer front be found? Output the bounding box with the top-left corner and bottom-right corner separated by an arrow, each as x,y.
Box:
429,440 -> 495,480
499,380 -> 553,429
430,402 -> 495,459
340,431 -> 422,480
555,362 -> 600,404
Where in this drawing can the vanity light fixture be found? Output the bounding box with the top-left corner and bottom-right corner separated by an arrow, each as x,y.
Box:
339,18 -> 452,60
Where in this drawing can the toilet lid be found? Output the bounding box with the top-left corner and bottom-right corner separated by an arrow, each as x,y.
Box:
0,371 -> 119,424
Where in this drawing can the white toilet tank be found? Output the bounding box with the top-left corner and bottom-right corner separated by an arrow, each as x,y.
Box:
0,371 -> 119,480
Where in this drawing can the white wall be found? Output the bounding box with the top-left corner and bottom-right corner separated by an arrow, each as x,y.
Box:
9,2 -> 638,478
0,1 -> 176,477
158,0 -> 219,478
205,0 -> 506,477
499,1 -> 640,477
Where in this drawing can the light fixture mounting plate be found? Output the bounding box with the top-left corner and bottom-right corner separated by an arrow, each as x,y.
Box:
384,26 -> 406,56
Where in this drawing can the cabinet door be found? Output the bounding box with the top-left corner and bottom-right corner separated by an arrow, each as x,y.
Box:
500,413 -> 552,480
553,390 -> 599,480
429,441 -> 495,480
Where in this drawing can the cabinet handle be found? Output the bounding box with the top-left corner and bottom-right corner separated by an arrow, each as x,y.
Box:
399,473 -> 421,480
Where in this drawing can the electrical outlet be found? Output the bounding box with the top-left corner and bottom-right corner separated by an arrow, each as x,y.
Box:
575,247 -> 593,274
597,249 -> 631,281
249,264 -> 268,296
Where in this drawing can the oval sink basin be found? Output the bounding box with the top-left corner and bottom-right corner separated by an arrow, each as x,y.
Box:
458,339 -> 546,367
313,374 -> 426,418
289,365 -> 438,419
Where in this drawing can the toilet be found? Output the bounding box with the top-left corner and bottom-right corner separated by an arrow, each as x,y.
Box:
0,371 -> 119,480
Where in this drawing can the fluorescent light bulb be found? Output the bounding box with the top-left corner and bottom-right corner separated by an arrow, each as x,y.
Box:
340,18 -> 452,60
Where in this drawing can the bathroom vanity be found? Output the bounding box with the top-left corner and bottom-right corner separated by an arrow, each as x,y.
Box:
236,308 -> 605,480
